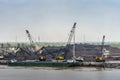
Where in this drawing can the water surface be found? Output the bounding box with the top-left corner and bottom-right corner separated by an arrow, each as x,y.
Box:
0,65 -> 120,80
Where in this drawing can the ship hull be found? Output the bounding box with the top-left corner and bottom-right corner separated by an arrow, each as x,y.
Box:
8,61 -> 80,67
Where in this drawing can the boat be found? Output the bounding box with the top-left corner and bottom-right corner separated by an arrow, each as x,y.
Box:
7,60 -> 80,67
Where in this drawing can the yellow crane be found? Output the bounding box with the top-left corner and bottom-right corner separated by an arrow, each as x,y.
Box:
96,35 -> 106,62
55,22 -> 77,60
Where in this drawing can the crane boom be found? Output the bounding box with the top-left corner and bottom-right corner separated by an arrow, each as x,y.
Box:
67,22 -> 76,45
63,22 -> 77,60
101,35 -> 105,51
26,30 -> 34,45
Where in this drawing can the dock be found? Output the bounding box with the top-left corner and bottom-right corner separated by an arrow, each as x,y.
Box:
79,61 -> 120,68
0,60 -> 8,65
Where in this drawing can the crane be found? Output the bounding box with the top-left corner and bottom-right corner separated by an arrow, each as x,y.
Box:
57,22 -> 77,60
96,35 -> 106,62
26,30 -> 43,51
39,22 -> 77,61
66,22 -> 76,60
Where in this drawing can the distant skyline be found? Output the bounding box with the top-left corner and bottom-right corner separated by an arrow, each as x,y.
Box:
0,0 -> 120,42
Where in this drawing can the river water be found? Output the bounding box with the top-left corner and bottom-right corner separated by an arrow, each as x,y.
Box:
0,65 -> 120,80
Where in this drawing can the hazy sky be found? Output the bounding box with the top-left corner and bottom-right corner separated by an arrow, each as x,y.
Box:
0,0 -> 120,42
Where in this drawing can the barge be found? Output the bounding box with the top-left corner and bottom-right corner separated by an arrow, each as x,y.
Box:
8,60 -> 80,67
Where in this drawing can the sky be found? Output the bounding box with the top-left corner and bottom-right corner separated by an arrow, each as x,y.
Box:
0,0 -> 120,42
